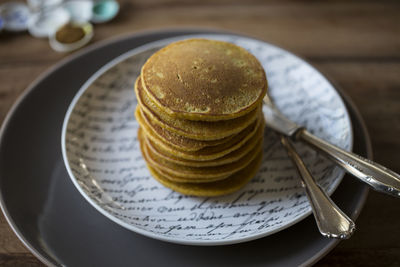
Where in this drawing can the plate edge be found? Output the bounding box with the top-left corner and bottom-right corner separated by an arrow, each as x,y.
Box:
61,33 -> 356,246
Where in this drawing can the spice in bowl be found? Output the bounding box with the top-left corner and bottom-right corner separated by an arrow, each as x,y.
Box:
55,23 -> 85,44
49,22 -> 94,52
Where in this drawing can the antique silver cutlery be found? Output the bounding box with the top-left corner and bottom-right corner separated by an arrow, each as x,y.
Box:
280,135 -> 355,239
263,94 -> 400,198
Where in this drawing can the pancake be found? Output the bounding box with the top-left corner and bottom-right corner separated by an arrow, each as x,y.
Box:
144,124 -> 264,167
143,134 -> 262,181
135,107 -> 237,152
135,77 -> 259,141
140,138 -> 230,183
141,38 -> 267,121
141,111 -> 264,161
145,150 -> 263,197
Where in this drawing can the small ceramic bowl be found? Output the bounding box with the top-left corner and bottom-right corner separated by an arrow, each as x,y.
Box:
63,0 -> 93,23
91,0 -> 119,23
28,6 -> 70,38
0,2 -> 30,32
49,22 -> 94,52
0,16 -> 4,32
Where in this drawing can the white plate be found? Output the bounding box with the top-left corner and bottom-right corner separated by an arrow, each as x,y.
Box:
62,34 -> 353,245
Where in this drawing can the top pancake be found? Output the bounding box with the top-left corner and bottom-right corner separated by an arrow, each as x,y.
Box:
135,77 -> 260,141
141,38 -> 267,121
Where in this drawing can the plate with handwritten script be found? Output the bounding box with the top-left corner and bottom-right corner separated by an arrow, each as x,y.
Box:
62,34 -> 352,245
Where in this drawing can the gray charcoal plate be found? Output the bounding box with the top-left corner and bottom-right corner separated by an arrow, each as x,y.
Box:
0,29 -> 369,267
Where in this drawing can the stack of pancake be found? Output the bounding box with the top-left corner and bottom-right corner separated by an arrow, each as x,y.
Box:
135,39 -> 267,197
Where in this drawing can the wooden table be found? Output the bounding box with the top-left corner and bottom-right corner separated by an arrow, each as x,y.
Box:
1,0 -> 399,265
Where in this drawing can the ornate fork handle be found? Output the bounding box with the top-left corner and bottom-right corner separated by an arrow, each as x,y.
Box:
297,129 -> 400,197
280,136 -> 355,239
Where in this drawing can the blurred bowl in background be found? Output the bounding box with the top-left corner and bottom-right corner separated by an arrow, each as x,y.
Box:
0,16 -> 4,32
91,0 -> 119,23
28,6 -> 70,38
27,0 -> 62,12
49,22 -> 94,52
0,2 -> 30,32
63,0 -> 93,23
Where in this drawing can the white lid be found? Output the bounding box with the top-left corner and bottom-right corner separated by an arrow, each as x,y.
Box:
63,0 -> 93,23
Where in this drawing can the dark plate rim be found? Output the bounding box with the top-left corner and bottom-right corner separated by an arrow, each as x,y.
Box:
0,27 -> 371,267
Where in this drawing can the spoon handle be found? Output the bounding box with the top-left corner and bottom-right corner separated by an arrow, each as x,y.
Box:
299,129 -> 400,198
280,136 -> 355,239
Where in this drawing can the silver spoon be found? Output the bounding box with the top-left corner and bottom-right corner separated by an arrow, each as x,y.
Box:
263,94 -> 400,198
280,135 -> 355,239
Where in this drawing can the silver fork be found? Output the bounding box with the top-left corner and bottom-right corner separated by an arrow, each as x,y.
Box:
263,94 -> 400,198
280,135 -> 355,239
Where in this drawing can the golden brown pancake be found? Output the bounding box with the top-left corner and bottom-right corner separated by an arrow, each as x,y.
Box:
141,111 -> 264,161
143,135 -> 262,181
144,121 -> 265,167
135,107 -> 237,152
135,77 -> 259,141
140,138 -> 230,183
145,150 -> 263,197
141,38 -> 267,121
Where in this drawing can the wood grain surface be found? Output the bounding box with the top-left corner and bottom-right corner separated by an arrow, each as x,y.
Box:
0,0 -> 399,266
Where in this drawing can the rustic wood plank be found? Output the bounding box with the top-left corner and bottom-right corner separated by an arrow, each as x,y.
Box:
0,253 -> 44,267
0,216 -> 29,254
0,2 -> 399,65
318,247 -> 400,267
344,191 -> 400,249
